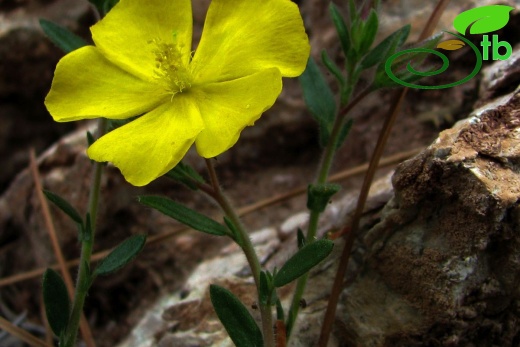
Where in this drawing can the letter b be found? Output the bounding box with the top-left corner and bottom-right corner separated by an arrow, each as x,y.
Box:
492,35 -> 512,60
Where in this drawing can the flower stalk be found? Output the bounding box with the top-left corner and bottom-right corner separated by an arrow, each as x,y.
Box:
62,119 -> 107,347
204,159 -> 275,347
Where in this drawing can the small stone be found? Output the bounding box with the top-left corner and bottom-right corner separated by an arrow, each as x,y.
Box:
279,212 -> 309,240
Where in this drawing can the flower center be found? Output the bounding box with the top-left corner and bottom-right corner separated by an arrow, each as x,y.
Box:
149,37 -> 192,96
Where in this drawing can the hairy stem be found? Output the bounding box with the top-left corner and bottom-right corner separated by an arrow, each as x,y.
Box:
204,159 -> 275,347
63,119 -> 107,347
286,87 -> 370,338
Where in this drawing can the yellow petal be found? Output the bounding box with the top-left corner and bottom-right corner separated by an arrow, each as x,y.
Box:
191,0 -> 309,83
193,68 -> 282,158
45,46 -> 166,122
87,97 -> 203,186
91,0 -> 193,80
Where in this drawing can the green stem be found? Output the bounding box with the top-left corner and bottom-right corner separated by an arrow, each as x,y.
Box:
62,119 -> 107,347
204,159 -> 275,347
285,87 -> 370,338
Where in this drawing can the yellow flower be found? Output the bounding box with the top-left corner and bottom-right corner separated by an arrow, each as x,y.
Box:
45,0 -> 309,186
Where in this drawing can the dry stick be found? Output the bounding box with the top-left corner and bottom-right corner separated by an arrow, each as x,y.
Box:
0,148 -> 422,288
0,316 -> 51,347
28,149 -> 97,347
317,1 -> 451,346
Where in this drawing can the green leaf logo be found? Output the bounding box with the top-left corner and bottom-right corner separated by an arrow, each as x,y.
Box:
453,5 -> 514,35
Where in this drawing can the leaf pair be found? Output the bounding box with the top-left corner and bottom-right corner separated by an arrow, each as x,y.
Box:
211,240 -> 333,347
42,234 -> 146,337
42,190 -> 147,337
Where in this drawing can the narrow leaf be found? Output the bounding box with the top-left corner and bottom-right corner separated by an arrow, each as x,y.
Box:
274,239 -> 334,287
299,57 -> 337,147
39,19 -> 87,54
329,3 -> 351,56
102,0 -> 119,14
453,5 -> 514,35
86,131 -> 95,147
42,269 -> 70,336
94,234 -> 146,276
259,271 -> 271,306
210,285 -> 263,347
276,298 -> 285,321
348,0 -> 358,24
223,216 -> 242,245
358,9 -> 379,55
360,24 -> 410,70
335,118 -> 353,150
165,162 -> 205,190
138,196 -> 227,236
87,0 -> 105,13
321,50 -> 345,88
94,235 -> 146,276
43,190 -> 83,225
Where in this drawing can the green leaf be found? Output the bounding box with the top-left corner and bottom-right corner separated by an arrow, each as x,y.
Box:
94,234 -> 146,276
165,162 -> 205,190
274,239 -> 334,287
358,9 -> 379,55
276,298 -> 285,321
42,269 -> 70,336
88,0 -> 119,15
453,5 -> 514,35
138,196 -> 228,236
350,17 -> 363,54
329,3 -> 351,57
360,24 -> 410,70
259,271 -> 271,306
39,19 -> 87,54
87,0 -> 104,12
210,285 -> 264,347
102,0 -> 119,14
259,271 -> 277,306
348,0 -> 358,24
107,118 -> 134,132
321,50 -> 345,88
86,131 -> 95,147
335,118 -> 353,150
307,183 -> 341,213
43,190 -> 83,225
259,271 -> 269,306
299,57 -> 337,147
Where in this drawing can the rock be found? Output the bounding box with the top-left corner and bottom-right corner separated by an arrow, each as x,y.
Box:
343,89 -> 520,346
480,47 -> 520,102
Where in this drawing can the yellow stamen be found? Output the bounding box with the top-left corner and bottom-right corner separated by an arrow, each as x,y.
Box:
149,38 -> 192,96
